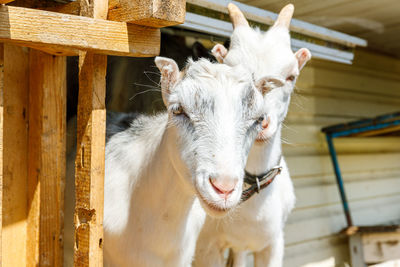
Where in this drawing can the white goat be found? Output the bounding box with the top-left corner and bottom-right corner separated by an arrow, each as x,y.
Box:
103,57 -> 267,266
194,4 -> 311,267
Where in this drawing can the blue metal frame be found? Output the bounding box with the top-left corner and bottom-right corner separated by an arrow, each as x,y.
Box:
325,134 -> 353,227
321,111 -> 400,228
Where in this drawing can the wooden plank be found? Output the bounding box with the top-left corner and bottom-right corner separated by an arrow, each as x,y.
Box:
288,94 -> 400,119
2,44 -> 29,267
295,176 -> 400,209
0,0 -> 15,3
282,137 -> 400,157
12,0 -> 186,27
0,6 -> 160,57
297,64 -> 400,98
0,43 -> 3,267
352,125 -> 400,137
363,232 -> 400,264
287,153 -> 400,179
108,0 -> 186,27
286,195 -> 400,246
74,52 -> 106,267
44,2 -> 81,15
74,1 -> 107,265
27,50 -> 66,266
349,233 -> 367,267
284,234 -> 349,267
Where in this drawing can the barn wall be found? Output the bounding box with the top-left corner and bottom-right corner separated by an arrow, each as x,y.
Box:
282,48 -> 400,267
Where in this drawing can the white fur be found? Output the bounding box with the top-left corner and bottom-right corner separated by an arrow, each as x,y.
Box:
104,58 -> 265,266
194,9 -> 311,267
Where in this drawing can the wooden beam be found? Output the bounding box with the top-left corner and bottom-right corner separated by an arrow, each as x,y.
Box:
74,0 -> 107,265
108,0 -> 186,27
349,233 -> 367,267
0,6 -> 160,57
0,43 -> 3,267
74,53 -> 106,267
27,49 -> 66,267
42,2 -> 81,15
2,44 -> 30,267
0,0 -> 15,4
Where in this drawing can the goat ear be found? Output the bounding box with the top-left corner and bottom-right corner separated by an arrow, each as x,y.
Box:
294,48 -> 311,71
255,76 -> 285,95
155,57 -> 180,106
211,44 -> 228,63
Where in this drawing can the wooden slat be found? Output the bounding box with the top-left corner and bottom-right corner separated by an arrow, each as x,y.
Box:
44,2 -> 81,15
74,0 -> 107,265
0,6 -> 160,57
349,234 -> 367,267
0,0 -> 15,3
108,0 -> 186,27
2,44 -> 29,267
363,232 -> 400,263
295,176 -> 400,209
284,234 -> 349,267
27,50 -> 66,266
12,0 -> 186,27
286,195 -> 400,246
74,52 -> 106,267
0,43 -> 3,267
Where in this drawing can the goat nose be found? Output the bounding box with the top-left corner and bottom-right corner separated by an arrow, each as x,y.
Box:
209,177 -> 238,199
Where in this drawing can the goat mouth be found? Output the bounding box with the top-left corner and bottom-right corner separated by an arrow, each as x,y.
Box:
194,188 -> 231,216
201,199 -> 230,216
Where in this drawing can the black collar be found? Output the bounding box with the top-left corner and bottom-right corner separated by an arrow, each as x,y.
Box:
241,158 -> 282,202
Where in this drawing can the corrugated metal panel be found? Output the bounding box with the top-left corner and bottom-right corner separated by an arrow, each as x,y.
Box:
281,49 -> 400,267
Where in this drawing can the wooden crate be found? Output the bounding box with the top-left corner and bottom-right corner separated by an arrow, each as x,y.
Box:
348,226 -> 400,267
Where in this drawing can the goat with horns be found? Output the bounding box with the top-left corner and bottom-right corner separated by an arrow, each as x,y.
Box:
194,4 -> 311,267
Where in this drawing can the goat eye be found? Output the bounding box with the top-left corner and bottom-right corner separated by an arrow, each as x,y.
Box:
257,116 -> 264,123
172,105 -> 184,115
286,75 -> 295,82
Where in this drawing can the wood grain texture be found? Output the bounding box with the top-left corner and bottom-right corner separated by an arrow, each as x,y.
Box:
74,51 -> 106,267
108,0 -> 186,27
0,6 -> 160,57
27,50 -> 66,267
0,43 -> 3,267
349,234 -> 367,267
363,232 -> 400,264
74,2 -> 107,265
2,44 -> 29,267
44,2 -> 81,15
0,43 -> 4,266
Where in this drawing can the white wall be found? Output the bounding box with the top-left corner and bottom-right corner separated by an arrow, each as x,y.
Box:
282,49 -> 400,267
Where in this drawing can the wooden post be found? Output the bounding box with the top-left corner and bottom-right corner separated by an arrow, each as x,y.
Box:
108,0 -> 186,27
74,53 -> 106,266
74,1 -> 108,265
0,43 -> 3,267
1,44 -> 66,267
27,50 -> 66,266
1,44 -> 30,267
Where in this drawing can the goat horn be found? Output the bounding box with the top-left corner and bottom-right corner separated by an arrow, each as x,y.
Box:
228,3 -> 249,29
273,3 -> 294,29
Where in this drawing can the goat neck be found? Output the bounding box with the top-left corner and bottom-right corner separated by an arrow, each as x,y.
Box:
246,124 -> 282,177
